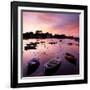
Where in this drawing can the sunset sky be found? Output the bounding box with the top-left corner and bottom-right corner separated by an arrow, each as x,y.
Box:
22,11 -> 80,37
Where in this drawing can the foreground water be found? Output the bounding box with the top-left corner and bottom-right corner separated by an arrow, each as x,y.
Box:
22,39 -> 79,77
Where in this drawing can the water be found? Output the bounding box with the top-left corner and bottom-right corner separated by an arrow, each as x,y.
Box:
22,39 -> 79,77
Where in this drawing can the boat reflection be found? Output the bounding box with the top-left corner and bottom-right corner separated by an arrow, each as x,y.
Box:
23,39 -> 79,77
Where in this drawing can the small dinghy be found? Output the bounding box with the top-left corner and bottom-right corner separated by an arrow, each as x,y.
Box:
49,42 -> 57,45
65,53 -> 77,65
68,43 -> 73,45
26,58 -> 40,76
24,43 -> 37,50
59,40 -> 62,42
44,58 -> 62,75
40,41 -> 45,44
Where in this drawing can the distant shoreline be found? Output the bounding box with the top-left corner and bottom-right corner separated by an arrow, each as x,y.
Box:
23,30 -> 79,40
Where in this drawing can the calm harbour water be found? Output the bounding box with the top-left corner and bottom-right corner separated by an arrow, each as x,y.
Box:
22,39 -> 79,77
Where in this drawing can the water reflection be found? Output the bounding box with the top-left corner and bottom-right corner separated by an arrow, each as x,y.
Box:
22,39 -> 79,77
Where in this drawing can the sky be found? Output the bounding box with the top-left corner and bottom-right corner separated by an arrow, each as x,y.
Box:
22,11 -> 80,37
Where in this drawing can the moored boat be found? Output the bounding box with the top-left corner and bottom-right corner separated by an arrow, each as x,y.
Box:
49,42 -> 57,44
26,58 -> 40,76
40,41 -> 45,44
59,40 -> 62,42
68,43 -> 73,45
24,42 -> 37,50
44,58 -> 62,75
65,53 -> 77,65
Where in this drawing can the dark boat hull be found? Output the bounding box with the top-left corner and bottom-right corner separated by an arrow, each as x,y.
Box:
44,63 -> 61,75
24,42 -> 37,50
25,46 -> 36,50
44,59 -> 62,76
26,59 -> 40,76
65,53 -> 77,65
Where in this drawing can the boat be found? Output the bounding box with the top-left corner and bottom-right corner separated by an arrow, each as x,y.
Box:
59,40 -> 62,42
68,43 -> 73,45
49,42 -> 57,44
65,53 -> 77,65
40,41 -> 45,44
44,58 -> 62,75
35,42 -> 39,44
26,58 -> 40,76
24,42 -> 37,50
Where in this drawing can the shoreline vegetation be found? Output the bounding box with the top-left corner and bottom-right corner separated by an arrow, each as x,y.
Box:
23,30 -> 79,41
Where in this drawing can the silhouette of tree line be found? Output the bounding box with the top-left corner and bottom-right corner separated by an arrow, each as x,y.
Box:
23,30 -> 79,40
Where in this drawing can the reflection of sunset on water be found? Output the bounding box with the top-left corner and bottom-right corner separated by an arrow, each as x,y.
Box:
22,39 -> 79,77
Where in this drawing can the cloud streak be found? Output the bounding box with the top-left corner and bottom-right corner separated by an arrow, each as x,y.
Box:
22,11 -> 80,37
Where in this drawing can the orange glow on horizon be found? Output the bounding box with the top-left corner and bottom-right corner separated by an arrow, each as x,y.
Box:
22,11 -> 80,37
